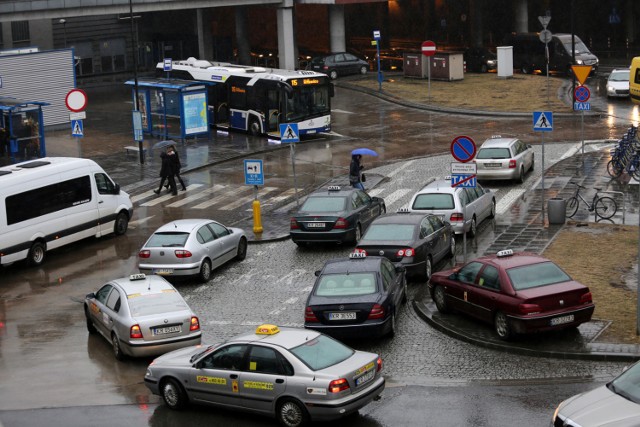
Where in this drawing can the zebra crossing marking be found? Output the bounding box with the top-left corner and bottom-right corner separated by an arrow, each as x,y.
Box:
168,184 -> 226,207
220,187 -> 279,210
193,185 -> 254,209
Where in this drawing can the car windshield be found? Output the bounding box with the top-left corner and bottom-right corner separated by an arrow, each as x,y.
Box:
300,196 -> 346,212
315,273 -> 377,296
127,291 -> 189,317
506,261 -> 572,290
609,71 -> 630,82
412,193 -> 454,210
476,148 -> 511,159
146,232 -> 190,247
608,362 -> 640,404
289,334 -> 354,371
362,224 -> 415,241
563,40 -> 591,55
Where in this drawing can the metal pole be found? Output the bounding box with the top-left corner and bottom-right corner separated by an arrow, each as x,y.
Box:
290,143 -> 299,207
581,110 -> 585,156
463,203 -> 467,263
427,57 -> 431,102
129,0 -> 143,165
541,131 -> 545,224
637,181 -> 640,334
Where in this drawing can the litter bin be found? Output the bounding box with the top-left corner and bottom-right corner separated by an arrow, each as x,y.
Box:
548,198 -> 566,225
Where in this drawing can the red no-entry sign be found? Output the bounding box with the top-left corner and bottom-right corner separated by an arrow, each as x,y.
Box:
421,40 -> 436,57
65,89 -> 88,112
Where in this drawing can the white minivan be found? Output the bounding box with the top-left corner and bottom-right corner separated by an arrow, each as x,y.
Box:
0,157 -> 133,266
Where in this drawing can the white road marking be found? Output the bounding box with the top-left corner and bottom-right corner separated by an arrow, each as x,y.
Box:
128,215 -> 154,229
382,188 -> 412,206
496,189 -> 526,215
193,186 -> 254,209
331,109 -> 356,114
387,160 -> 415,178
221,187 -> 279,210
368,188 -> 385,197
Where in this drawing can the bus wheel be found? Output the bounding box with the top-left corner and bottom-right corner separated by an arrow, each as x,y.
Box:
249,118 -> 261,136
28,242 -> 46,266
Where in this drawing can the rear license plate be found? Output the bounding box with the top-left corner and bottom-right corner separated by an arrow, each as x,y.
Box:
153,325 -> 181,335
550,314 -> 574,326
355,369 -> 375,386
153,268 -> 173,275
329,312 -> 356,320
306,222 -> 325,228
485,163 -> 501,168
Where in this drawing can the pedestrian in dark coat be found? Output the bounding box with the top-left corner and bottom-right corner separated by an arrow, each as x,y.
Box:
349,154 -> 365,190
154,149 -> 177,195
166,145 -> 186,191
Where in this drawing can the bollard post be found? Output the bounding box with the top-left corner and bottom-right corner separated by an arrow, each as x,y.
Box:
253,199 -> 263,234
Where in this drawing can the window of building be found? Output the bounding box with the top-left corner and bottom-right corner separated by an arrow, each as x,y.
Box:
11,21 -> 30,45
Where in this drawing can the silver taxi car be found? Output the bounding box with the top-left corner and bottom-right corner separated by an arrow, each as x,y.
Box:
474,136 -> 534,183
84,274 -> 201,360
144,324 -> 384,427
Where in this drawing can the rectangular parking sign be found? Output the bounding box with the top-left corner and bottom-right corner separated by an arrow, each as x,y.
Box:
244,159 -> 264,186
451,174 -> 476,188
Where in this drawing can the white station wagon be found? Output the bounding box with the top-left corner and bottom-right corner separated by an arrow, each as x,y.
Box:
474,136 -> 534,183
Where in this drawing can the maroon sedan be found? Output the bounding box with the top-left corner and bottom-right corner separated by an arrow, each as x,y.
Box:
428,250 -> 595,340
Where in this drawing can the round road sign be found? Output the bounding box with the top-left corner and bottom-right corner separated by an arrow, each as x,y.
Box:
539,29 -> 552,44
574,85 -> 590,102
421,40 -> 436,57
450,135 -> 477,163
65,89 -> 88,112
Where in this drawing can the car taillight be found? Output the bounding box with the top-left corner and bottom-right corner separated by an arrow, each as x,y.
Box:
368,304 -> 385,319
130,324 -> 143,339
328,378 -> 350,393
174,250 -> 192,258
323,65 -> 329,70
376,357 -> 383,372
290,218 -> 299,230
580,292 -> 593,304
450,213 -> 464,222
354,248 -> 367,255
518,303 -> 541,315
397,248 -> 415,257
190,316 -> 200,331
509,159 -> 517,168
138,250 -> 150,259
305,307 -> 319,322
334,218 -> 348,229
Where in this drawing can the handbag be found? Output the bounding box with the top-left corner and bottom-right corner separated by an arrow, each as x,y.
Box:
361,173 -> 366,182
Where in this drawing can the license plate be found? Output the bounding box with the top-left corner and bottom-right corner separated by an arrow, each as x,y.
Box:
153,325 -> 181,335
329,312 -> 356,320
355,369 -> 375,386
306,222 -> 325,228
550,314 -> 574,326
485,163 -> 501,168
153,268 -> 174,275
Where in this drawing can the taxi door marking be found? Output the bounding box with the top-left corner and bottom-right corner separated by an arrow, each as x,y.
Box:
464,291 -> 468,302
232,380 -> 239,393
243,381 -> 274,391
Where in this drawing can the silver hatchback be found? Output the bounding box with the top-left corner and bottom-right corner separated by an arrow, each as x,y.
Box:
407,179 -> 495,236
84,274 -> 202,360
138,219 -> 248,283
474,136 -> 534,182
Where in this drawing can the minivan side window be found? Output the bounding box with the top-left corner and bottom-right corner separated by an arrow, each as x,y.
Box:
95,173 -> 116,195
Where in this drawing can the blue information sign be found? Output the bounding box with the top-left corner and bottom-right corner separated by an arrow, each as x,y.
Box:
244,159 -> 264,186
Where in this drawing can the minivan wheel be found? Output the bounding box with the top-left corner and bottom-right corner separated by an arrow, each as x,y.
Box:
114,211 -> 129,235
27,242 -> 46,266
468,217 -> 477,238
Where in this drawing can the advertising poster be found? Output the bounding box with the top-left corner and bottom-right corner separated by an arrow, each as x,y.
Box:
183,92 -> 208,135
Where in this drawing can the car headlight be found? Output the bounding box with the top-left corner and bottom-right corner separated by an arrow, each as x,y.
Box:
145,369 -> 153,377
607,85 -> 614,92
487,60 -> 497,66
576,59 -> 584,65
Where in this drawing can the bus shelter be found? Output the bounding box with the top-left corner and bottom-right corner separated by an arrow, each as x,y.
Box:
0,97 -> 49,165
124,78 -> 211,142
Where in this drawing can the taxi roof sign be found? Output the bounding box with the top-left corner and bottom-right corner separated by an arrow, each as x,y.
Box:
496,249 -> 514,258
129,273 -> 146,281
256,324 -> 280,335
571,65 -> 593,86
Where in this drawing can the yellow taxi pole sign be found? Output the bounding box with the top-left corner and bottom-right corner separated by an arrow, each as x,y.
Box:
371,40 -> 377,46
571,65 -> 593,86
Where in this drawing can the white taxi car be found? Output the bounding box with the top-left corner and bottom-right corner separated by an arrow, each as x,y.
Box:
144,324 -> 385,427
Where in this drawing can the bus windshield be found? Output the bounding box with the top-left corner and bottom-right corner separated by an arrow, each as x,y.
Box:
286,85 -> 330,122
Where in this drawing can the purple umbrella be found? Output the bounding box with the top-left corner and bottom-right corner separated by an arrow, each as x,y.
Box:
351,148 -> 378,156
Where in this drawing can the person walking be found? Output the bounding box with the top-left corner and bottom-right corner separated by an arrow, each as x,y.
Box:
154,148 -> 177,195
165,144 -> 186,191
349,154 -> 365,190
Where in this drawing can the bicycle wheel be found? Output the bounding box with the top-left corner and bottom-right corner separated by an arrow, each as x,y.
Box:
607,159 -> 623,177
565,197 -> 579,218
595,196 -> 617,219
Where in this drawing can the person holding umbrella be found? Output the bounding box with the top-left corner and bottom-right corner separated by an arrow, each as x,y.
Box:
350,148 -> 377,190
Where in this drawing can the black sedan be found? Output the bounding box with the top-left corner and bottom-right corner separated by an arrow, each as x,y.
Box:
304,253 -> 407,339
290,186 -> 386,246
355,209 -> 455,281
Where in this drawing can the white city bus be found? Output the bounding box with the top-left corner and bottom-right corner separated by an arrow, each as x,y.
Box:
0,158 -> 133,266
156,57 -> 333,137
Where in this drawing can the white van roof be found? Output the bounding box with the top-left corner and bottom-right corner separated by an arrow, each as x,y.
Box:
0,157 -> 100,186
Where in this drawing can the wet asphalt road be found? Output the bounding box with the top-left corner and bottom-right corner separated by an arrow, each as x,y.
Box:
0,75 -> 637,426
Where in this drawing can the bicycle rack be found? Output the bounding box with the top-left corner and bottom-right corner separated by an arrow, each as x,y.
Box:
599,190 -> 625,224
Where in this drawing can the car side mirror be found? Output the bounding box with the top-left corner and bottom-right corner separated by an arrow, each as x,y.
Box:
527,144 -> 532,149
449,273 -> 458,280
86,292 -> 96,299
114,183 -> 120,194
314,270 -> 321,277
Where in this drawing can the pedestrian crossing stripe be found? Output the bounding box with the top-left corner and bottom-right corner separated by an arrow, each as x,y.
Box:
533,111 -> 553,132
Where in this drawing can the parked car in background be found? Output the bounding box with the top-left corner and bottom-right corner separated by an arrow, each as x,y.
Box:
144,324 -> 385,427
138,219 -> 247,283
463,47 -> 497,73
474,136 -> 534,183
307,52 -> 369,79
429,249 -> 595,340
408,179 -> 495,237
304,252 -> 407,338
606,68 -> 630,98
355,209 -> 455,281
84,274 -> 201,360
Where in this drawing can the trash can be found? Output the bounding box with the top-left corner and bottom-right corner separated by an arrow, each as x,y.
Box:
548,198 -> 566,225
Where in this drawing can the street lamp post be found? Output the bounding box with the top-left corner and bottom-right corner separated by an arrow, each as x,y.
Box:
59,19 -> 67,48
128,0 -> 143,165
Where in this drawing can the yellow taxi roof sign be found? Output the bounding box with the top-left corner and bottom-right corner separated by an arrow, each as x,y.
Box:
571,65 -> 593,86
256,324 -> 280,335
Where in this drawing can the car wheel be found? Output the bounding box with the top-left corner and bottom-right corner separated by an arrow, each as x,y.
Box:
481,64 -> 488,73
359,65 -> 368,75
199,259 -> 212,283
494,311 -> 512,340
468,217 -> 477,238
249,117 -> 261,136
84,307 -> 96,334
27,241 -> 46,266
329,70 -> 338,80
236,237 -> 248,261
422,256 -> 433,281
433,285 -> 450,313
114,211 -> 129,235
521,64 -> 531,74
353,223 -> 362,244
448,236 -> 456,258
162,378 -> 188,410
489,199 -> 496,219
277,397 -> 309,427
388,311 -> 396,337
517,167 -> 525,184
402,276 -> 408,304
530,155 -> 535,171
112,333 -> 125,361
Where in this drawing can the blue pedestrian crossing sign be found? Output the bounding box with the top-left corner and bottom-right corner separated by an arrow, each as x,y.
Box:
280,123 -> 299,143
533,111 -> 553,132
71,119 -> 84,137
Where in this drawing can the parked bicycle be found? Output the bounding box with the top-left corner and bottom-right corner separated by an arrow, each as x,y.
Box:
565,182 -> 617,219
